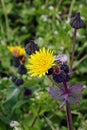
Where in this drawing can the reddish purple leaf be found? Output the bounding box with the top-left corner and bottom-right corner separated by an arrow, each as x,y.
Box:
67,84 -> 83,104
49,84 -> 83,107
49,87 -> 65,100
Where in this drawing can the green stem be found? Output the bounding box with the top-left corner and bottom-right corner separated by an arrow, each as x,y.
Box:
1,0 -> 9,39
0,104 -> 8,115
43,115 -> 55,130
68,0 -> 75,19
73,54 -> 87,69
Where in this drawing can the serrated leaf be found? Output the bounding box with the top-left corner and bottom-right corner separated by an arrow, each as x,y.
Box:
0,114 -> 10,124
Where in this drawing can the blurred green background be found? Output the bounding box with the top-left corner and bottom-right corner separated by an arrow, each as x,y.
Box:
0,0 -> 87,130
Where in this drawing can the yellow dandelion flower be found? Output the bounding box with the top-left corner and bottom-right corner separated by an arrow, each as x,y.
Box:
8,46 -> 26,57
26,48 -> 55,77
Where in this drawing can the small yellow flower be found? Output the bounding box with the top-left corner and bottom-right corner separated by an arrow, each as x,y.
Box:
8,46 -> 26,57
26,48 -> 55,77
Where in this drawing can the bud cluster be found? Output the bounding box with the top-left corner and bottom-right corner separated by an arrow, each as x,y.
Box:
46,54 -> 70,84
10,40 -> 39,95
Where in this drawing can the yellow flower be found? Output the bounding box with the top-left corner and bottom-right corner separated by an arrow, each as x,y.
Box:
8,46 -> 26,57
26,48 -> 55,77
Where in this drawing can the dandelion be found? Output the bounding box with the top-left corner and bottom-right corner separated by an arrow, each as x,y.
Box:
26,48 -> 55,77
8,46 -> 26,57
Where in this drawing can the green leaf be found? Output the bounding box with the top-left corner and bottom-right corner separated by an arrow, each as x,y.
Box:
12,99 -> 29,113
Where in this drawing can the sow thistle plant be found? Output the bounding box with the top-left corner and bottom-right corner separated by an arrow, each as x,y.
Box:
8,13 -> 85,130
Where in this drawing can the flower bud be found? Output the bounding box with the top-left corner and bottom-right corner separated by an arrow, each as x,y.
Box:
18,64 -> 27,75
12,57 -> 20,67
60,64 -> 69,74
53,70 -> 70,83
24,89 -> 32,97
70,12 -> 85,29
15,78 -> 24,86
12,76 -> 17,82
25,40 -> 39,55
46,68 -> 53,75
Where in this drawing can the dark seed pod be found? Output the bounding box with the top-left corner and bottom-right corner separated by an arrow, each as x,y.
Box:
46,68 -> 53,75
18,64 -> 27,75
12,76 -> 17,82
60,64 -> 69,74
25,40 -> 39,55
70,12 -> 85,29
24,89 -> 32,97
15,78 -> 24,86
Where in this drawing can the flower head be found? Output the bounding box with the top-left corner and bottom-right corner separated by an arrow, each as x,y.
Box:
8,46 -> 26,57
26,48 -> 55,77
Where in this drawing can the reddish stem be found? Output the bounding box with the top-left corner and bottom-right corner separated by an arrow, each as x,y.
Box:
31,106 -> 41,127
66,103 -> 73,130
70,29 -> 77,73
63,82 -> 73,130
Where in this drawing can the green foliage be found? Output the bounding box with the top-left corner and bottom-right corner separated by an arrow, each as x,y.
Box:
0,0 -> 87,130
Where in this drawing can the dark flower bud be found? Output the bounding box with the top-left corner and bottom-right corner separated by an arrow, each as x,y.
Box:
25,40 -> 39,55
53,71 -> 70,83
53,72 -> 61,83
60,64 -> 69,74
0,72 -> 9,78
12,57 -> 20,67
24,89 -> 32,97
53,71 -> 66,83
11,76 -> 17,82
70,12 -> 85,29
18,64 -> 27,75
15,78 -> 24,86
46,68 -> 53,75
